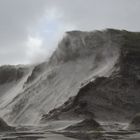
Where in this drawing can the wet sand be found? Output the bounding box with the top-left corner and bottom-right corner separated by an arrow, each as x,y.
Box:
0,121 -> 140,140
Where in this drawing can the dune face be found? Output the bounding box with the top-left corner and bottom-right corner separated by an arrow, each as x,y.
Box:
0,29 -> 140,125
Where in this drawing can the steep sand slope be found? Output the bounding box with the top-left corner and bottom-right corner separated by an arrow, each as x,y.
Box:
0,29 -> 137,125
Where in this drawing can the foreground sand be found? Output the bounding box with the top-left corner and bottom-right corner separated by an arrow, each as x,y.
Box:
0,120 -> 140,140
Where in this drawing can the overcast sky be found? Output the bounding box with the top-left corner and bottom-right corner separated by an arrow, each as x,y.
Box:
0,0 -> 140,65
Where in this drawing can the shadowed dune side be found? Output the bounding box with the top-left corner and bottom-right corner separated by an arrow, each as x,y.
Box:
0,118 -> 15,131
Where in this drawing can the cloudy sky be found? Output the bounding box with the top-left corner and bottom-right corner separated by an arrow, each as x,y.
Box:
0,0 -> 140,65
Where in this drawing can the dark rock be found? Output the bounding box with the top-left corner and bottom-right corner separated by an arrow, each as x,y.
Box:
0,65 -> 25,85
65,119 -> 103,131
40,96 -> 76,122
0,118 -> 15,131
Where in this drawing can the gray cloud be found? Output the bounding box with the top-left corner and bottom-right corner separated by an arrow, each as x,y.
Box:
0,0 -> 47,45
51,0 -> 140,31
0,0 -> 48,65
0,0 -> 140,65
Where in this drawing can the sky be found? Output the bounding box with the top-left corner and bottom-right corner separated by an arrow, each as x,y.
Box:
0,0 -> 140,65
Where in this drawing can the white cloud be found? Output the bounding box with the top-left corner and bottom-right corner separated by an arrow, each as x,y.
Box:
27,36 -> 42,47
26,36 -> 46,63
